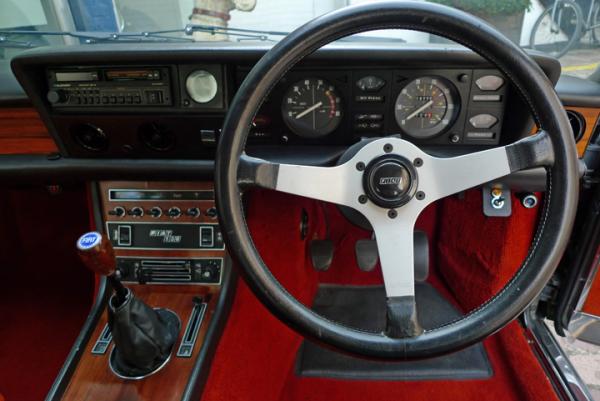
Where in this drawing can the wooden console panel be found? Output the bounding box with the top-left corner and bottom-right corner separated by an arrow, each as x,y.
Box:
61,181 -> 226,401
0,107 -> 58,155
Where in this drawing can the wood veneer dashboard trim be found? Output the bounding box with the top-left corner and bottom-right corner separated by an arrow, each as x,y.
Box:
566,106 -> 600,158
0,107 -> 58,154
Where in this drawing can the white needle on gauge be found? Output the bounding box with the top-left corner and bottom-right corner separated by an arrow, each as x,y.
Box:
406,100 -> 433,121
295,101 -> 323,119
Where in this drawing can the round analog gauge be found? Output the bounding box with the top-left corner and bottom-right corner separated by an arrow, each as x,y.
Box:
282,78 -> 343,138
394,76 -> 459,139
186,70 -> 218,104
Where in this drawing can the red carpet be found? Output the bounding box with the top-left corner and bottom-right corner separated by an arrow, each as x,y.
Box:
201,189 -> 559,401
0,187 -> 94,401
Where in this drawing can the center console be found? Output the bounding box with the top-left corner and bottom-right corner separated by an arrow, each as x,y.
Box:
55,181 -> 233,401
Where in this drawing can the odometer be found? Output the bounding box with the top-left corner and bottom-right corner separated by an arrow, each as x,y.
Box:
282,78 -> 343,138
394,76 -> 459,139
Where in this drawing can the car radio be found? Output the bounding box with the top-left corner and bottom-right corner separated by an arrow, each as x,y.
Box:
46,66 -> 172,108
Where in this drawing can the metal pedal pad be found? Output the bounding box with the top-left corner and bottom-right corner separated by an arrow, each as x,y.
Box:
355,239 -> 379,272
309,239 -> 334,271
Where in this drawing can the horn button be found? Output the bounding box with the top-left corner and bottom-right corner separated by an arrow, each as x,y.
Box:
363,155 -> 418,208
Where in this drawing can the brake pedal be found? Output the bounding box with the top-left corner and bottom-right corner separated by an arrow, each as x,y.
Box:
355,239 -> 378,272
310,239 -> 334,271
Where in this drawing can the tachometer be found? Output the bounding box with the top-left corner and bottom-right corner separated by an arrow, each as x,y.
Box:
282,78 -> 343,138
394,76 -> 459,139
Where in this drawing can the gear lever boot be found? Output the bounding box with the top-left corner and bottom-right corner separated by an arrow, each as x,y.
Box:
77,232 -> 180,378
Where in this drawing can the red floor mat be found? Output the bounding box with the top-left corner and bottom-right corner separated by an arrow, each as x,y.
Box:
201,190 -> 559,401
0,187 -> 94,401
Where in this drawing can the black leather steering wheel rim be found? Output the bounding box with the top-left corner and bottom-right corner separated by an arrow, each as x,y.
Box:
215,1 -> 579,359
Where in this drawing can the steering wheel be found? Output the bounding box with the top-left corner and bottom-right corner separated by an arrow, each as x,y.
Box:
215,1 -> 579,359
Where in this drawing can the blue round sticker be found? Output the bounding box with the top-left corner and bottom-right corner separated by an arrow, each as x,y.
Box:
77,231 -> 102,250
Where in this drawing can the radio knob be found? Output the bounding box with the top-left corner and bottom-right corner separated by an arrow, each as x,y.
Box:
167,207 -> 181,219
128,207 -> 144,218
148,206 -> 162,218
47,90 -> 67,104
108,206 -> 126,218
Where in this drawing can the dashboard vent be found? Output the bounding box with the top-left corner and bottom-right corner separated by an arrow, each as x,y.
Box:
566,110 -> 586,142
71,123 -> 108,152
138,122 -> 175,151
140,259 -> 191,282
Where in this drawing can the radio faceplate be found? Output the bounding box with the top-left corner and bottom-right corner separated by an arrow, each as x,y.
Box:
46,66 -> 172,108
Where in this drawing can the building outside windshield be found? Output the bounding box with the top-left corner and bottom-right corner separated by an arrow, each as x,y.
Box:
1,0 -> 600,90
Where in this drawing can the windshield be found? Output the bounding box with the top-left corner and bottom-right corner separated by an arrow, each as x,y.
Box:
2,0 -> 599,90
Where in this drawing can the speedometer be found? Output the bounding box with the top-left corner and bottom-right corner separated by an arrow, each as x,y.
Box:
394,76 -> 459,139
282,78 -> 343,138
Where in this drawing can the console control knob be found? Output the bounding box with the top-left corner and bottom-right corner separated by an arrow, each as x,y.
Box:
148,206 -> 162,218
128,207 -> 144,218
108,206 -> 126,218
205,207 -> 218,219
167,207 -> 182,219
47,90 -> 67,104
186,207 -> 200,218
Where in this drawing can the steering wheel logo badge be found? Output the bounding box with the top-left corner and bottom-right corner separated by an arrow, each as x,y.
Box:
363,155 -> 418,208
379,176 -> 403,186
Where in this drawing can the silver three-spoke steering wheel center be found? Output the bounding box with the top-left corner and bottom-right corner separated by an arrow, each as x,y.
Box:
240,133 -> 553,303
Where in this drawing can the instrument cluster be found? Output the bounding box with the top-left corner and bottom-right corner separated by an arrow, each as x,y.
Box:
248,68 -> 508,147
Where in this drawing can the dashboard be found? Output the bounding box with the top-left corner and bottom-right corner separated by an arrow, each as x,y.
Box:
9,43 -> 561,162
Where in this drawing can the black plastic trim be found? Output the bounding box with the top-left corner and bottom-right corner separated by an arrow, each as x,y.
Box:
181,257 -> 237,401
0,155 -> 214,183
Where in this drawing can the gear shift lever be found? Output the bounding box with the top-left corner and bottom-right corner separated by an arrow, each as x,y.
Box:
77,232 -> 180,378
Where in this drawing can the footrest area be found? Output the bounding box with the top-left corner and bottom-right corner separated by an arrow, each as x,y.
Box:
296,283 -> 492,381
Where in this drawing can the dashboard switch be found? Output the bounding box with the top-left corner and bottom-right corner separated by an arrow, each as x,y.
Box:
186,207 -> 201,218
205,207 -> 218,219
200,226 -> 214,248
108,206 -> 126,218
128,207 -> 144,218
148,207 -> 162,218
167,207 -> 182,219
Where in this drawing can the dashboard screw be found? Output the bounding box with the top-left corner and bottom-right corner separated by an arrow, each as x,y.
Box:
384,143 -> 393,153
388,209 -> 398,219
416,191 -> 425,200
356,162 -> 365,171
413,158 -> 423,167
358,195 -> 368,204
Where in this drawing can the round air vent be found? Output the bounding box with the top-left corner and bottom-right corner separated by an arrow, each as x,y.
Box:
71,123 -> 108,152
138,122 -> 175,151
566,110 -> 586,142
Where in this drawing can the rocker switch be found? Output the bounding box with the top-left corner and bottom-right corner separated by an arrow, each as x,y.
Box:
200,226 -> 214,248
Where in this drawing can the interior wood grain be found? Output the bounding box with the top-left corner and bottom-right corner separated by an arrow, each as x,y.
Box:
0,107 -> 57,154
61,285 -> 219,401
60,181 -> 225,401
567,106 -> 600,157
